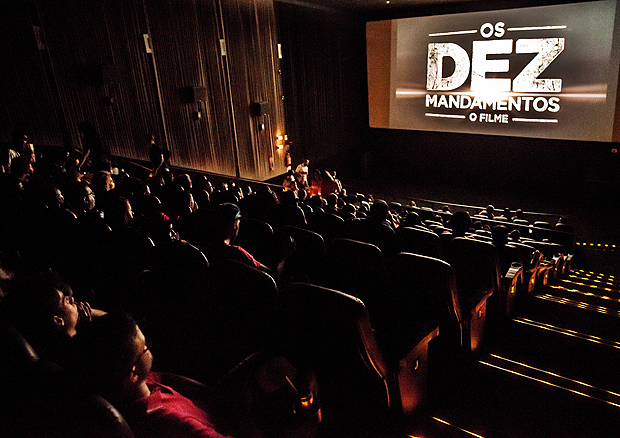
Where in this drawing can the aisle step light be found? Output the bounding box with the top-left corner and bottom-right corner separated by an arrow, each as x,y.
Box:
480,354 -> 620,409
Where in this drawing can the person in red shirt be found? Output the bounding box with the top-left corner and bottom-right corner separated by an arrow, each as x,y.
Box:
70,312 -> 235,438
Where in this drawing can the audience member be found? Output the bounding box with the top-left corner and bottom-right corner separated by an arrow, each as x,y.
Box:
147,134 -> 171,177
295,159 -> 310,187
90,170 -> 116,214
203,203 -> 267,271
69,312 -> 234,438
0,130 -> 25,174
319,170 -> 340,196
401,211 -> 423,228
2,269 -> 105,358
282,169 -> 298,192
448,210 -> 472,238
78,121 -> 110,172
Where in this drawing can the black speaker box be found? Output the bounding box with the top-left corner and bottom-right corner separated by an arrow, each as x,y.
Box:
181,86 -> 207,103
251,101 -> 270,116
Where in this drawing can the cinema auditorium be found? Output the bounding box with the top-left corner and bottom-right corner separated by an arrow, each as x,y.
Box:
1,0 -> 620,436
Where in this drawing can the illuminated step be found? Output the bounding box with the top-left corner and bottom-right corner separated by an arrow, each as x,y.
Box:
479,354 -> 620,408
548,284 -> 620,303
512,317 -> 620,350
407,416 -> 486,438
564,272 -> 620,289
570,270 -> 619,283
574,243 -> 619,251
430,417 -> 485,438
534,293 -> 620,317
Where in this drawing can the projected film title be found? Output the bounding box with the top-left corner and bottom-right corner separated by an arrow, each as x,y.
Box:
425,21 -> 564,125
367,0 -> 619,141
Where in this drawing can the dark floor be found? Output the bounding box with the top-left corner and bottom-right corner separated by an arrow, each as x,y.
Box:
398,267 -> 620,438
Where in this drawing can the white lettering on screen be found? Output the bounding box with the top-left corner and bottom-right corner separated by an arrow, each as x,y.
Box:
427,38 -> 564,92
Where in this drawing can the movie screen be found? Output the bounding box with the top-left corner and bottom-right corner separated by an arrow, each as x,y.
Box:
367,0 -> 620,142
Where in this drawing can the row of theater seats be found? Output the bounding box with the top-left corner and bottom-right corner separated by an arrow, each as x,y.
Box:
0,198 -> 574,438
153,205 -> 572,434
224,206 -> 574,433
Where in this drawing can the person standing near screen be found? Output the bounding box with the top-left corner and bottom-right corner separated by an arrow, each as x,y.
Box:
295,159 -> 310,187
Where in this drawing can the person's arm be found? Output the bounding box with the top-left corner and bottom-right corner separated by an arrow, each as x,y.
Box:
76,302 -> 106,322
77,149 -> 90,171
152,153 -> 164,177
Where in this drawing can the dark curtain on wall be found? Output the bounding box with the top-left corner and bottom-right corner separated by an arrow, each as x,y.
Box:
275,2 -> 368,174
219,0 -> 287,180
32,0 -> 164,160
1,0 -> 286,181
0,1 -> 66,147
145,0 -> 236,176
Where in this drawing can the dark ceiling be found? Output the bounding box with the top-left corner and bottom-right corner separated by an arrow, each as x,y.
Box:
276,0 -> 482,14
275,0 -> 594,18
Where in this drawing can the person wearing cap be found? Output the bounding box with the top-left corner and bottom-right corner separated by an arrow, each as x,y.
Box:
205,203 -> 266,270
205,203 -> 294,278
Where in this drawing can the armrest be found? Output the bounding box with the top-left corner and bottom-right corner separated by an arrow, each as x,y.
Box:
502,262 -> 523,287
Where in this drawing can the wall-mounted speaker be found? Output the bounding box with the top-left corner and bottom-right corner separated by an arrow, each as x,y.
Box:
251,101 -> 270,116
181,86 -> 207,103
77,64 -> 119,86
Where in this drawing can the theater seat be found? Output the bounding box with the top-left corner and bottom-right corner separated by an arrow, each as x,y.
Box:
282,225 -> 327,284
383,252 -> 463,415
0,320 -> 39,370
525,240 -> 567,281
507,242 -> 541,297
235,217 -> 276,267
0,359 -> 135,438
279,282 -> 395,435
307,210 -> 345,245
194,259 -> 280,384
444,237 -> 500,352
325,238 -> 387,314
395,226 -> 442,258
532,221 -> 552,240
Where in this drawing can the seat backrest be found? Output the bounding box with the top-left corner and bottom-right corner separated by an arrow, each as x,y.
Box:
444,237 -> 501,312
326,238 -> 387,310
206,258 -> 279,307
271,203 -> 308,230
279,282 -> 392,432
0,320 -> 40,371
395,226 -> 441,258
531,221 -> 553,240
235,217 -> 276,266
129,239 -> 209,316
307,211 -> 345,245
283,225 -> 327,283
192,259 -> 280,382
527,240 -> 566,259
385,252 -> 463,357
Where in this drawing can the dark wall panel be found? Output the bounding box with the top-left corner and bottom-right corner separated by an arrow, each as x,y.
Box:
275,2 -> 368,168
0,2 -> 64,146
221,0 -> 287,180
35,0 -> 164,159
145,0 -> 236,176
2,0 -> 285,181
